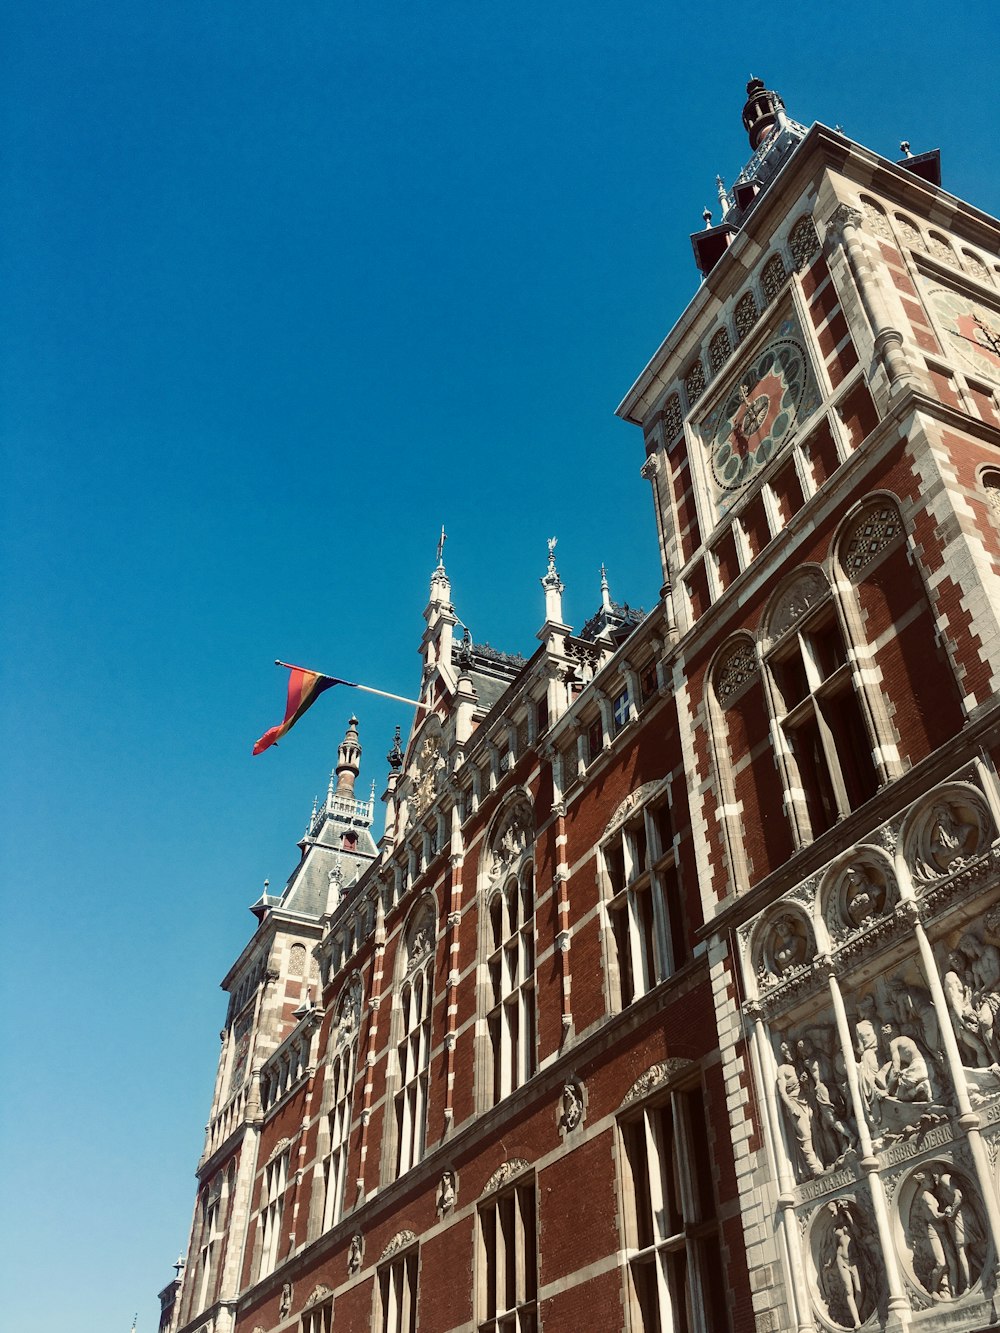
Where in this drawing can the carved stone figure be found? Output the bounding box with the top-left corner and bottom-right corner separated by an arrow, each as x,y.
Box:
561,1080 -> 583,1131
437,1170 -> 456,1213
843,863 -> 886,927
821,1203 -> 865,1329
797,1035 -> 853,1166
957,930 -> 1000,1063
769,914 -> 808,976
929,804 -> 972,872
910,1172 -> 951,1299
880,1033 -> 933,1103
347,1232 -> 363,1275
279,1282 -> 292,1319
937,1172 -> 971,1297
776,1041 -> 823,1178
943,950 -> 994,1066
854,1016 -> 883,1124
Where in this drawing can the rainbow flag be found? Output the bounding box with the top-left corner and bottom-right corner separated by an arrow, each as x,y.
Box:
253,665 -> 355,755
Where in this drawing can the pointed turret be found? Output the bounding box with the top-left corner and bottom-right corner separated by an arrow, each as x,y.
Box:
420,525 -> 458,694
335,715 -> 361,799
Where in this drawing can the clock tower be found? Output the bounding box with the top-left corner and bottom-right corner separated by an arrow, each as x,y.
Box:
619,78 -> 1000,1333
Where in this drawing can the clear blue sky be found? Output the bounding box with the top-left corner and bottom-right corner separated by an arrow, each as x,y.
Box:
2,4 -> 997,1330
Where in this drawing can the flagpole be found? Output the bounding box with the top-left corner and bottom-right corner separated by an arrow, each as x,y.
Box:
273,661 -> 428,711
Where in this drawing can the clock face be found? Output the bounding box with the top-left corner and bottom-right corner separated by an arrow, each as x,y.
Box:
703,333 -> 810,502
926,285 -> 1000,384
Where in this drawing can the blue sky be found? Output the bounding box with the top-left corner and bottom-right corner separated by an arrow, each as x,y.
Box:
2,4 -> 998,1330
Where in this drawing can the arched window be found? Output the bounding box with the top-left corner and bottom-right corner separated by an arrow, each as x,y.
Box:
482,798 -> 535,1105
859,197 -> 891,243
983,469 -> 1000,519
395,903 -> 435,1174
320,977 -> 362,1232
684,360 -> 706,407
662,392 -> 683,444
734,291 -> 759,341
761,569 -> 878,841
488,865 -> 535,1103
963,250 -> 993,286
602,784 -> 686,1010
761,253 -> 787,304
894,214 -> 924,251
928,231 -> 957,266
708,327 -> 732,374
789,214 -> 821,268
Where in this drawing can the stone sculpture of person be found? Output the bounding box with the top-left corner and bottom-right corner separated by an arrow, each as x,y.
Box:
958,931 -> 1000,1063
929,804 -> 971,872
943,951 -> 993,1066
882,1034 -> 933,1103
797,1036 -> 853,1164
844,865 -> 884,928
438,1170 -> 456,1213
825,1203 -> 864,1329
910,1172 -> 951,1298
561,1080 -> 583,1131
776,1041 -> 823,1177
771,916 -> 807,975
937,1172 -> 970,1297
854,1017 -> 883,1122
347,1233 -> 363,1275
279,1283 -> 292,1319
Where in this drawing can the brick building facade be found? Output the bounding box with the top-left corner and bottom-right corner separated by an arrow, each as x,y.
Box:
165,80 -> 1000,1333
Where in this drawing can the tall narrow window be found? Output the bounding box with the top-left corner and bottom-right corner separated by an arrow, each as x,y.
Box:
395,907 -> 435,1175
605,796 -> 688,1010
478,1180 -> 537,1333
259,1148 -> 289,1278
319,978 -> 362,1233
195,1181 -> 221,1313
621,1087 -> 729,1333
378,1249 -> 418,1333
765,572 -> 878,840
487,864 -> 536,1103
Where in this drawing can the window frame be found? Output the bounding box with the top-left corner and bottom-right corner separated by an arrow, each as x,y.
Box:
258,1147 -> 290,1279
477,1176 -> 538,1333
377,1246 -> 419,1333
602,794 -> 688,1011
618,1083 -> 729,1333
485,861 -> 536,1106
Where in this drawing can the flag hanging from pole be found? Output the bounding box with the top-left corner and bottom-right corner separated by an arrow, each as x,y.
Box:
253,664 -> 356,755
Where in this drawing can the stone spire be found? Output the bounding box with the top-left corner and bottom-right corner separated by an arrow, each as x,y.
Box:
334,715 -> 361,799
421,525 -> 457,687
600,563 -> 613,613
741,76 -> 785,151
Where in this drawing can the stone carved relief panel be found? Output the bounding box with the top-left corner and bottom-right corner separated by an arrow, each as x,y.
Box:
821,852 -> 896,947
486,796 -> 533,885
807,1199 -> 881,1330
896,1164 -> 988,1305
904,786 -> 993,883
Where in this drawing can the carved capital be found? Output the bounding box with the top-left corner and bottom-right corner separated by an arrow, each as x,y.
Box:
825,203 -> 862,246
555,929 -> 572,954
640,455 -> 660,481
447,911 -> 462,928
443,1030 -> 457,1051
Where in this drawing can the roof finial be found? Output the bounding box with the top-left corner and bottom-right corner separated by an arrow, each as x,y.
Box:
541,536 -> 565,625
387,725 -> 404,772
436,524 -> 447,567
715,175 -> 729,218
899,140 -> 912,158
702,206 -> 713,230
600,563 -> 613,612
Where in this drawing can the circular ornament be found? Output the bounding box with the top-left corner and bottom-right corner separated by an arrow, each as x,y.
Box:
927,286 -> 1000,383
706,337 -> 808,495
